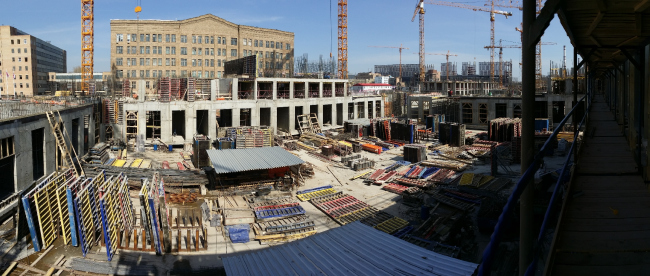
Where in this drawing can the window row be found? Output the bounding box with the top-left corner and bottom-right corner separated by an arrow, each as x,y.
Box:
10,57 -> 29,62
114,33 -> 291,50
116,58 -> 223,67
10,48 -> 29,54
9,39 -> 28,45
121,70 -> 219,79
9,66 -> 28,71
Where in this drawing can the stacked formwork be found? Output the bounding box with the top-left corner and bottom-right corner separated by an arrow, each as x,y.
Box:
122,79 -> 131,97
103,99 -> 114,124
227,126 -> 274,149
179,78 -> 188,100
159,77 -> 171,102
186,77 -> 196,102
196,79 -> 211,100
99,173 -> 136,261
171,78 -> 181,100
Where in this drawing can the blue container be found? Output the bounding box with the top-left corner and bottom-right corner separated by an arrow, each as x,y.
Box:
153,144 -> 158,151
534,119 -> 549,132
168,145 -> 173,152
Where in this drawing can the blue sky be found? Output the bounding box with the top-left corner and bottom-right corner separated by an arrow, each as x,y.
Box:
1,0 -> 573,80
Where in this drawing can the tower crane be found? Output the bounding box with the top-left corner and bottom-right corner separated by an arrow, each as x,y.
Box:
81,0 -> 94,95
337,0 -> 348,79
422,51 -> 458,82
425,0 -> 512,84
411,0 -> 425,83
368,45 -> 410,80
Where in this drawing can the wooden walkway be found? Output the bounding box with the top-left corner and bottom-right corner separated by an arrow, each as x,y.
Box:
548,95 -> 650,275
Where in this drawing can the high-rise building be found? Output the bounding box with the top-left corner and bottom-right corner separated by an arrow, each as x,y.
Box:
0,26 -> 67,97
110,14 -> 295,84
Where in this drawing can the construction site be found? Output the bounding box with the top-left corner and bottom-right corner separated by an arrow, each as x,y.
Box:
4,0 -> 650,275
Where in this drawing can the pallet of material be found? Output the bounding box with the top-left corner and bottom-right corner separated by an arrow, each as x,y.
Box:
112,159 -> 126,167
374,217 -> 409,234
131,159 -> 143,168
139,159 -> 152,168
296,188 -> 337,201
255,227 -> 317,243
223,210 -> 255,225
252,215 -> 313,235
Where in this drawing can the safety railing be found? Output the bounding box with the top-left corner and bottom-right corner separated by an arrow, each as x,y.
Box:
478,86 -> 593,275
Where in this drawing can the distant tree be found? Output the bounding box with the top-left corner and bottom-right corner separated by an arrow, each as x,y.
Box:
72,66 -> 82,73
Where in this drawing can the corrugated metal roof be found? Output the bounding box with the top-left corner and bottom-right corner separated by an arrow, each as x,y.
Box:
223,221 -> 478,276
206,147 -> 304,174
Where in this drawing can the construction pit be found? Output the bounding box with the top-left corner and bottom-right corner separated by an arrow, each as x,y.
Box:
0,117 -> 579,275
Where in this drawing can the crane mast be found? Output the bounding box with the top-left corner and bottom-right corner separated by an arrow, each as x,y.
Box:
337,0 -> 348,79
81,0 -> 94,95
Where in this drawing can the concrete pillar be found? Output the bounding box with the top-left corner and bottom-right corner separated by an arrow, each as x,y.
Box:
331,82 -> 336,98
232,108 -> 240,127
370,101 -> 375,119
253,80 -> 258,100
342,102 -> 349,122
271,107 -> 278,134
363,101 -> 369,119
332,104 -> 338,126
380,100 -> 385,118
418,98 -> 424,120
186,105 -> 196,142
353,101 -> 358,119
251,107 -> 260,127
305,81 -> 309,98
232,79 -> 238,101
272,80 -> 277,100
138,80 -> 145,102
209,107 -> 217,139
317,104 -> 323,126
210,80 -> 216,101
289,80 -> 294,99
289,105 -> 296,133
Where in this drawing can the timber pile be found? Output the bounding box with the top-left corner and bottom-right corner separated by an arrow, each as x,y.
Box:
81,163 -> 208,186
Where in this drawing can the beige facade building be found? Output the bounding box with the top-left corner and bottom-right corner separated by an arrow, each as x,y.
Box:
110,14 -> 295,84
0,26 -> 67,97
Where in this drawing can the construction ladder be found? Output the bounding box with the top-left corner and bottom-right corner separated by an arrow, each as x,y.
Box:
46,111 -> 84,177
296,114 -> 312,135
308,113 -> 322,134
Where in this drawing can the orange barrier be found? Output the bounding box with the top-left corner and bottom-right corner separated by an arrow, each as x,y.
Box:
362,144 -> 383,154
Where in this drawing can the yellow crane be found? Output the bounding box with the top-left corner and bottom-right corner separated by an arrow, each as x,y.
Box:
411,0 -> 426,83
368,45 -> 410,80
422,51 -> 458,82
81,0 -> 94,95
337,0 -> 348,79
425,0 -> 512,84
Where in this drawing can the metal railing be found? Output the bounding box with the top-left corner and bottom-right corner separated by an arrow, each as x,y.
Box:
478,86 -> 593,275
0,97 -> 98,121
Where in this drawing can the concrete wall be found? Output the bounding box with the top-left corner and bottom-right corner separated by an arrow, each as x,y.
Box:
0,104 -> 95,190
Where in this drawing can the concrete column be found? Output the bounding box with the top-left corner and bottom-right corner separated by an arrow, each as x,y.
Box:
344,82 -> 348,97
417,98 -> 424,120
232,79 -> 238,101
332,104 -> 338,126
547,100 -> 554,129
139,106 -> 148,142
380,100 -> 385,118
272,80 -> 277,100
507,102 -> 514,118
342,102 -> 349,122
271,107 -> 278,134
305,81 -> 309,98
251,107 -> 260,127
364,101 -> 369,119
319,82 -> 323,98
353,101 -> 358,119
370,101 -> 375,119
317,104 -> 323,126
186,105 -> 196,142
331,82 -> 336,98
289,80 -> 294,99
210,80 -> 216,101
232,108 -> 241,127
138,80 -> 145,102
253,80 -> 258,100
209,107 -> 217,139
289,105 -> 296,133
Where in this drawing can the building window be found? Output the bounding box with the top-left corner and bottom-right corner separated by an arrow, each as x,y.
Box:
153,46 -> 157,54
181,47 -> 187,55
171,58 -> 176,66
218,59 -> 222,67
198,48 -> 202,55
140,58 -> 144,66
209,48 -> 214,56
192,35 -> 196,43
116,34 -> 123,42
146,81 -> 150,89
146,34 -> 150,42
152,58 -> 157,66
153,70 -> 158,78
152,34 -> 157,42
166,34 -> 170,42
265,51 -> 269,58
131,58 -> 136,66
171,47 -> 176,54
116,58 -> 123,66
146,58 -> 150,66
116,46 -> 123,54
126,58 -> 130,66
140,46 -> 145,54
158,34 -> 162,42
146,70 -> 150,77
276,42 -> 280,49
198,59 -> 202,67
131,70 -> 136,77
172,34 -> 176,42
131,46 -> 136,54
266,41 -> 269,48
231,38 -> 237,45
192,59 -> 196,67
181,35 -> 187,43
166,58 -> 170,66
217,49 -> 221,56
140,34 -> 145,41
254,40 -> 258,47
146,46 -> 150,54
210,36 -> 214,44
231,49 -> 237,57
205,36 -> 209,44
166,47 -> 170,55
172,70 -> 176,77
218,37 -> 221,44
198,36 -> 202,44
192,48 -> 196,55
127,46 -> 131,54
181,59 -> 187,66
286,43 -> 291,50
157,46 -> 162,54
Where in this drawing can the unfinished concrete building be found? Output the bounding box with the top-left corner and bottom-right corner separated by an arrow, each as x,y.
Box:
107,77 -> 383,145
